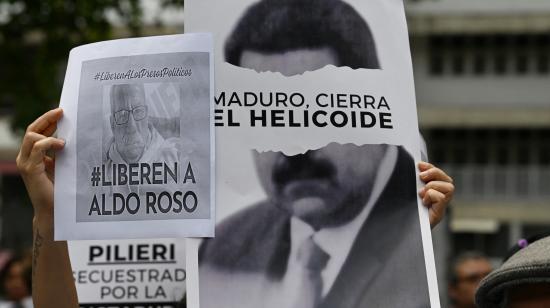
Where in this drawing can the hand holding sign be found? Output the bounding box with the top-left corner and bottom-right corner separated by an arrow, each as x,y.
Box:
17,108 -> 65,219
418,162 -> 455,228
17,108 -> 78,308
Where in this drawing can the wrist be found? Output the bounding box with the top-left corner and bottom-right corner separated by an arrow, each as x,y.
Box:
33,212 -> 54,239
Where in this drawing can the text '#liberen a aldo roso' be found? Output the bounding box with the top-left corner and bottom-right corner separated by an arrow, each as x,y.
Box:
88,162 -> 197,217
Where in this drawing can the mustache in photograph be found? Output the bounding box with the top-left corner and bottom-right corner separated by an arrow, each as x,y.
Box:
272,151 -> 336,189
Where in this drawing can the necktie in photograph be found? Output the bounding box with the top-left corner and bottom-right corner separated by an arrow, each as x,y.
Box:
293,236 -> 330,308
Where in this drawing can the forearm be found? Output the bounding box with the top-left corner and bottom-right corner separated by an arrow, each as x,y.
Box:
32,213 -> 78,308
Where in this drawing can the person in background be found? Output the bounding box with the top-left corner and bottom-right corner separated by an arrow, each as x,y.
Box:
448,251 -> 492,308
476,233 -> 550,308
0,254 -> 33,308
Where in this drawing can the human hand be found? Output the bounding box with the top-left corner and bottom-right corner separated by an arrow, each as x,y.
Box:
418,161 -> 454,228
16,108 -> 65,219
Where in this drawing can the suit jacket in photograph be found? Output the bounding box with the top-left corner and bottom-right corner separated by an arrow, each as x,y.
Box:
199,147 -> 431,308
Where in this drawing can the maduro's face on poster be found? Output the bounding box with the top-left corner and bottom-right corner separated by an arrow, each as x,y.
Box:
110,84 -> 150,163
253,143 -> 387,229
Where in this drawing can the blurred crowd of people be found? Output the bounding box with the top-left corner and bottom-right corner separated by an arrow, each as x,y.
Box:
449,252 -> 493,308
3,233 -> 550,307
0,251 -> 33,308
1,226 -> 547,308
447,232 -> 550,307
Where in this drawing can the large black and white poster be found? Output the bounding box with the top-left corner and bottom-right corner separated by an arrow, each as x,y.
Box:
186,0 -> 439,307
55,34 -> 215,240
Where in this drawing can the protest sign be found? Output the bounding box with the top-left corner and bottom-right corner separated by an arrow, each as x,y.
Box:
185,0 -> 440,307
55,34 -> 215,240
69,239 -> 188,308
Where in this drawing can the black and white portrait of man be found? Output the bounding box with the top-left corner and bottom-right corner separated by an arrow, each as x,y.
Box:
197,0 -> 431,307
200,143 -> 430,308
103,83 -> 180,166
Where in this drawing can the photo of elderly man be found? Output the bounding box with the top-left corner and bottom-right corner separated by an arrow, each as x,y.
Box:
104,83 -> 179,166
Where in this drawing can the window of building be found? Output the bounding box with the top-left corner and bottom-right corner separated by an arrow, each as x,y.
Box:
473,53 -> 487,75
537,53 -> 549,74
494,54 -> 508,75
428,36 -> 446,75
452,226 -> 510,259
427,33 -> 550,77
424,128 -> 550,200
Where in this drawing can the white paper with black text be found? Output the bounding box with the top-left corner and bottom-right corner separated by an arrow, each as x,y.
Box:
186,0 -> 439,307
69,239 -> 188,308
54,33 -> 215,240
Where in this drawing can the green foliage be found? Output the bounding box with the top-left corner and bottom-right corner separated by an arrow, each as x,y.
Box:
0,0 -> 183,132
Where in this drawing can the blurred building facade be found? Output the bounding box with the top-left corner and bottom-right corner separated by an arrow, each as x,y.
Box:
407,0 -> 550,303
408,0 -> 550,255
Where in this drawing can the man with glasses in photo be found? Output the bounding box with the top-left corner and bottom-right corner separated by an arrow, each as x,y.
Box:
104,83 -> 178,166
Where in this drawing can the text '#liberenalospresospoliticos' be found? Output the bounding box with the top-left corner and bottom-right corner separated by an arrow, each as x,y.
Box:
88,162 -> 197,217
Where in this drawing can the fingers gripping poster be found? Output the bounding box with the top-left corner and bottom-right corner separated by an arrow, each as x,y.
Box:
55,34 -> 215,240
186,0 -> 440,308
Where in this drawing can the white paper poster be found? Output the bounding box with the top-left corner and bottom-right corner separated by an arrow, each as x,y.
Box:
55,34 -> 215,240
69,239 -> 188,307
186,0 -> 439,307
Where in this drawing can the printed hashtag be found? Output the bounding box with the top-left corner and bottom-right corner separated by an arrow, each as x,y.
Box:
90,167 -> 101,186
94,73 -> 100,80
